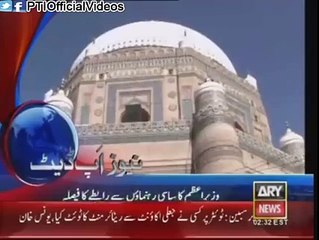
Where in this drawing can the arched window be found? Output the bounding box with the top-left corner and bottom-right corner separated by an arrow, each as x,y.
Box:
81,93 -> 91,124
181,86 -> 193,119
121,104 -> 150,123
80,105 -> 90,124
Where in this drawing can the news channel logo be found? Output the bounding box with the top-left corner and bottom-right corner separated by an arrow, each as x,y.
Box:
0,0 -> 26,12
4,102 -> 79,186
253,181 -> 288,219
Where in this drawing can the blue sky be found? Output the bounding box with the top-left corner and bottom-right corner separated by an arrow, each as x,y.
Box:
21,0 -> 304,146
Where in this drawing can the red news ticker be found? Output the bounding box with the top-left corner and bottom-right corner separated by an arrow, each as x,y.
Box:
0,201 -> 313,238
254,201 -> 286,218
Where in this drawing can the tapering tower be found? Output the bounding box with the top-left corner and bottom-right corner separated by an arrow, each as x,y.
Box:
191,79 -> 244,173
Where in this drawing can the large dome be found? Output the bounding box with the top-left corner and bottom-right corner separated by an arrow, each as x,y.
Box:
70,21 -> 237,74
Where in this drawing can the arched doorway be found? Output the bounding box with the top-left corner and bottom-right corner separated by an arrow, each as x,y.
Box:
121,104 -> 150,122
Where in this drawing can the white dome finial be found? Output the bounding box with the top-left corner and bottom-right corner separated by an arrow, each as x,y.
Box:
44,89 -> 54,101
44,89 -> 74,118
279,123 -> 304,148
285,121 -> 289,128
285,121 -> 291,132
245,74 -> 258,89
60,78 -> 67,89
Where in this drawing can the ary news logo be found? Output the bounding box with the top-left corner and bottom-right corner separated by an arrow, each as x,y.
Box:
0,0 -> 26,12
253,181 -> 288,219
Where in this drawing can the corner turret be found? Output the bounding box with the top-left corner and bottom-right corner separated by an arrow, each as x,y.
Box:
44,89 -> 74,119
279,122 -> 304,157
191,78 -> 244,173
